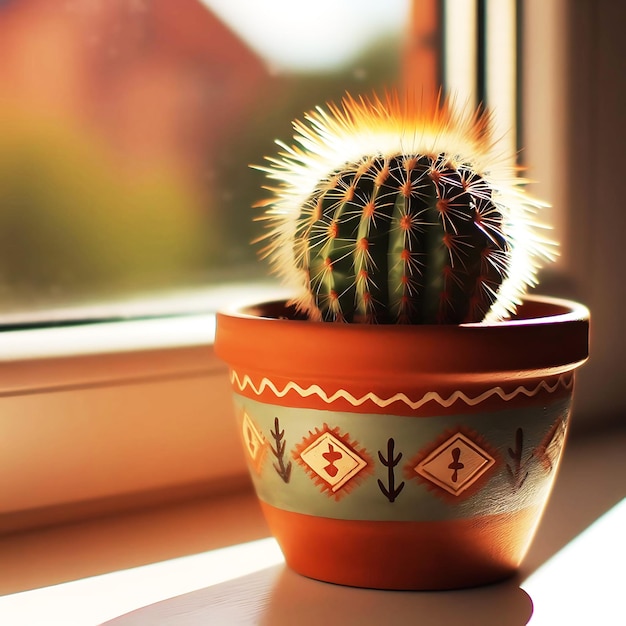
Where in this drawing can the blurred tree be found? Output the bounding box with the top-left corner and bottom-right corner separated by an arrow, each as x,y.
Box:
0,0 -> 409,310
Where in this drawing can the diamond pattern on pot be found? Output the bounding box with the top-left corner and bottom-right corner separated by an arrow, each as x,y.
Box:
294,424 -> 372,499
241,411 -> 268,474
535,415 -> 568,473
413,431 -> 496,497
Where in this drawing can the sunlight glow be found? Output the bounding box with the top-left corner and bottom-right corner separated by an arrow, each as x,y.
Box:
444,0 -> 478,108
0,538 -> 284,626
485,0 -> 517,158
1,502 -> 623,624
200,0 -> 410,72
522,498 -> 626,625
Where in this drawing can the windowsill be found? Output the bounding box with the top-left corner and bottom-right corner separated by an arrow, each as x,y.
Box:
0,281 -> 286,358
0,283 -> 290,534
0,425 -> 623,625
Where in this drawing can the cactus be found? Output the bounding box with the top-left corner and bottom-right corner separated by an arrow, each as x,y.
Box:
257,92 -> 554,324
292,153 -> 507,324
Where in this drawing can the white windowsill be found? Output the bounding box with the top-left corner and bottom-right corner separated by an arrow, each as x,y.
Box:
0,283 -> 290,533
0,282 -> 287,359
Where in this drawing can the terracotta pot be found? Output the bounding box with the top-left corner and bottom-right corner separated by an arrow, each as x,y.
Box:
215,295 -> 589,590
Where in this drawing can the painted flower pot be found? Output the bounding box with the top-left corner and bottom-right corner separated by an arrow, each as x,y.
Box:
215,294 -> 589,590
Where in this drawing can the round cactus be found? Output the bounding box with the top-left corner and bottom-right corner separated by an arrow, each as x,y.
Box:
292,154 -> 508,324
257,92 -> 554,324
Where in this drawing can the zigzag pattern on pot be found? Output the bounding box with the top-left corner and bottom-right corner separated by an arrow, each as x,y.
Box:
229,371 -> 573,410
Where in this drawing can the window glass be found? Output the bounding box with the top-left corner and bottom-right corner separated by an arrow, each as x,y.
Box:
0,0 -> 413,314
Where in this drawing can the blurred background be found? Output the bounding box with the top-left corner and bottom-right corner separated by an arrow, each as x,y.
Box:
0,0 -> 623,430
0,0 -> 416,311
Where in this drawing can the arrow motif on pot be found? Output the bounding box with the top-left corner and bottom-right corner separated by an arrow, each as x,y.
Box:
270,417 -> 292,483
506,427 -> 531,491
377,438 -> 405,503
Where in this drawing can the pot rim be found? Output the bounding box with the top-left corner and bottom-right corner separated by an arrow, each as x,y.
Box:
219,293 -> 589,329
215,294 -> 590,382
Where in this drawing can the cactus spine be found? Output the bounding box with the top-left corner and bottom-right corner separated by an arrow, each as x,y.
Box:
258,92 -> 554,324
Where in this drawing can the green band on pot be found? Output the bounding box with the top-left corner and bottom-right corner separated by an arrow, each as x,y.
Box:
233,393 -> 572,523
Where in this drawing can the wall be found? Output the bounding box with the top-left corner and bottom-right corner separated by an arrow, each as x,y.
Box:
523,0 -> 626,434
